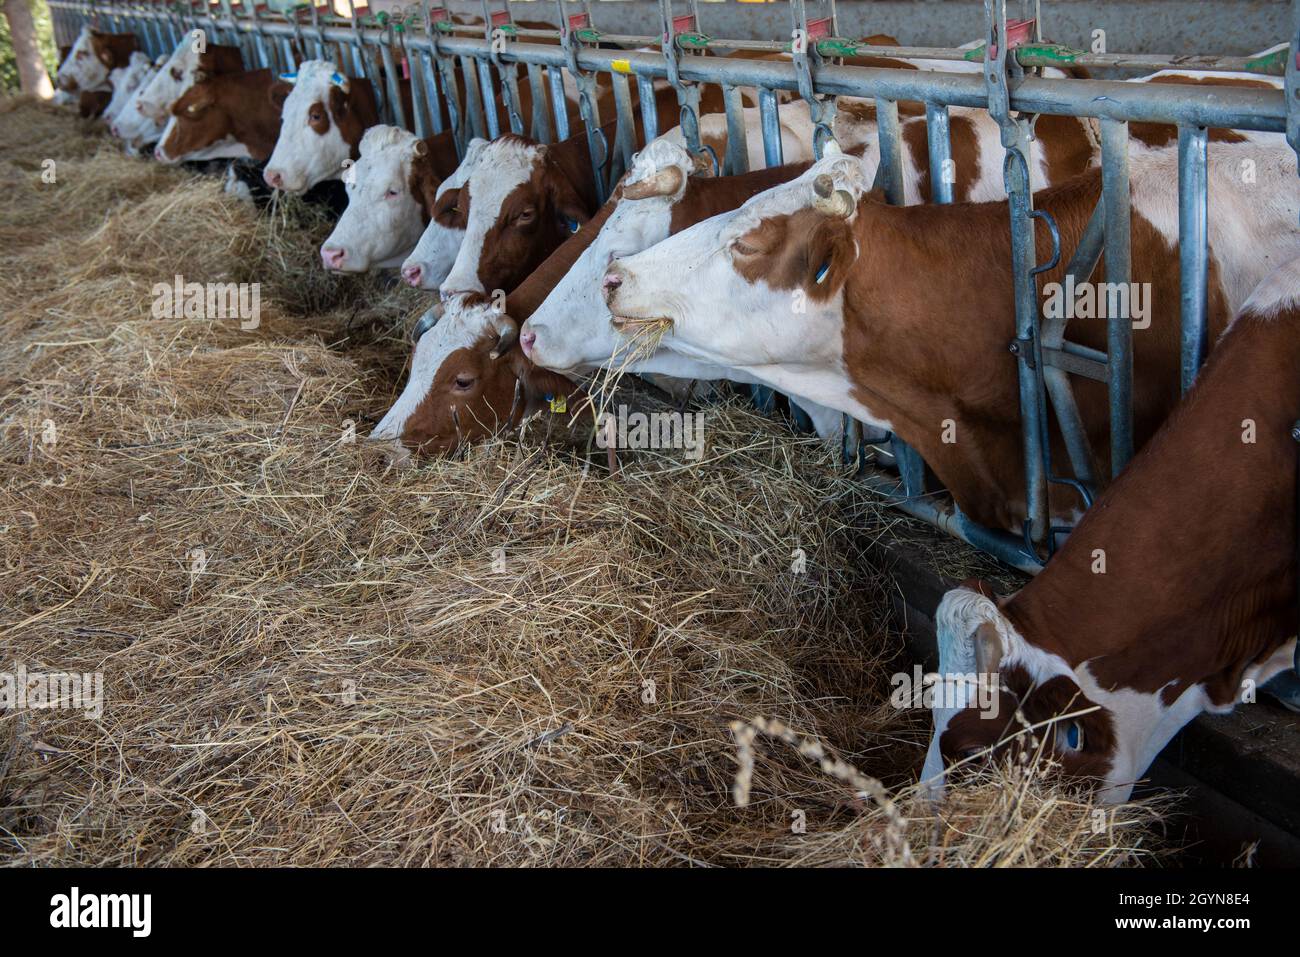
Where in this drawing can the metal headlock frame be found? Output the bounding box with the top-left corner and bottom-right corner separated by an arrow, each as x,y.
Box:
49,0 -> 1300,577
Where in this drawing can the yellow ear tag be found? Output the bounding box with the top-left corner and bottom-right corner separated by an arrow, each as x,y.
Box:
549,394 -> 567,414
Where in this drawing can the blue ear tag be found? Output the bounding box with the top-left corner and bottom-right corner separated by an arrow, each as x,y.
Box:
814,261 -> 831,285
278,72 -> 298,83
330,72 -> 347,88
564,217 -> 580,235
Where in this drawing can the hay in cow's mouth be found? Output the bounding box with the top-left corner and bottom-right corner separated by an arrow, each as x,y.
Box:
0,99 -> 1179,867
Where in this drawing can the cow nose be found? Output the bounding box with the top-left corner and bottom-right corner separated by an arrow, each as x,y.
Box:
321,246 -> 346,270
401,263 -> 423,287
519,328 -> 536,357
264,168 -> 284,190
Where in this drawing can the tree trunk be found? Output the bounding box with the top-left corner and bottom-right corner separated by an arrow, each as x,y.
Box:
3,0 -> 54,98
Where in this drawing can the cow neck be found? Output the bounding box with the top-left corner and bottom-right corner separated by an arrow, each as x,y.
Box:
226,69 -> 280,161
552,125 -> 611,213
672,163 -> 812,232
1003,301 -> 1300,701
506,197 -> 618,319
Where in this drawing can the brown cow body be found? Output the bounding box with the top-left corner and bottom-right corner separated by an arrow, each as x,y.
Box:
929,255 -> 1300,802
157,69 -> 285,164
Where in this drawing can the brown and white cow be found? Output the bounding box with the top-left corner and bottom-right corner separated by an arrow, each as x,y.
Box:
369,294 -> 590,458
602,142 -> 1300,533
56,25 -> 138,96
318,126 -> 477,272
103,52 -> 155,127
924,255 -> 1300,803
155,69 -> 289,164
128,30 -> 245,128
262,60 -> 382,193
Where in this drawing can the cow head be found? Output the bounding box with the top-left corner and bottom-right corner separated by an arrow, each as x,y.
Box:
921,585 -> 1217,805
58,26 -> 135,93
104,52 -> 154,129
155,70 -> 275,164
134,32 -> 243,125
112,58 -> 168,150
602,147 -> 866,389
370,295 -> 586,455
439,135 -> 592,299
521,139 -> 695,373
264,61 -> 375,193
399,138 -> 489,289
320,126 -> 438,273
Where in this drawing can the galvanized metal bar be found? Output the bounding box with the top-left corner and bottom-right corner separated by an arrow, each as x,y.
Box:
1177,124 -> 1211,394
459,53 -> 487,140
1101,117 -> 1135,475
526,62 -> 551,143
637,74 -> 659,144
924,102 -> 954,205
380,38 -> 409,131
873,96 -> 904,204
758,88 -> 783,169
609,70 -> 638,188
476,56 -> 501,139
547,65 -> 570,142
721,83 -> 750,176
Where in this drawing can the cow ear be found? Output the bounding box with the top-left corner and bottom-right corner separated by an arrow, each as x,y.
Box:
804,216 -> 858,296
545,167 -> 589,231
972,621 -> 1004,677
182,90 -> 214,116
97,48 -> 115,67
269,80 -> 292,111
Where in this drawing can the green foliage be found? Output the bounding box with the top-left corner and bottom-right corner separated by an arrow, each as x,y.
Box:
0,0 -> 59,94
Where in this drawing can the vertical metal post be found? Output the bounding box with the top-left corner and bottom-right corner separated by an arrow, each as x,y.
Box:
721,83 -> 750,175
758,88 -> 783,168
637,74 -> 659,144
925,103 -> 954,205
476,57 -> 501,138
547,66 -> 570,142
1177,124 -> 1210,394
1101,117 -> 1135,475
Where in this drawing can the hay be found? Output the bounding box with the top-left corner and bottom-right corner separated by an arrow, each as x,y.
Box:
0,100 -> 1177,866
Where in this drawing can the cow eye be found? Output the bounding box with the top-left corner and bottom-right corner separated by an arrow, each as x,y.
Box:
171,67 -> 182,80
1058,720 -> 1085,752
731,238 -> 759,257
76,51 -> 88,59
453,375 -> 475,391
516,207 -> 536,224
385,188 -> 400,199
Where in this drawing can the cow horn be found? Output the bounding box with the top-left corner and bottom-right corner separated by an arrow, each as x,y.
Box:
411,302 -> 443,343
489,315 -> 518,359
811,174 -> 856,218
411,138 -> 427,158
623,164 -> 685,200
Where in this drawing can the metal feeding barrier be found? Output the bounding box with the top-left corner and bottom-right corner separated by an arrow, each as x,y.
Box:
47,0 -> 1300,575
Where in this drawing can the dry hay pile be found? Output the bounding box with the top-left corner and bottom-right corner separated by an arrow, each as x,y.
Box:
0,99 -> 1177,866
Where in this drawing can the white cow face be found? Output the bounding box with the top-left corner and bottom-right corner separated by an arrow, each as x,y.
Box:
133,31 -> 209,124
264,60 -> 354,193
399,138 -> 489,290
320,126 -> 429,272
602,149 -> 868,375
521,138 -> 691,373
112,66 -> 167,148
104,52 -> 153,127
57,26 -> 109,93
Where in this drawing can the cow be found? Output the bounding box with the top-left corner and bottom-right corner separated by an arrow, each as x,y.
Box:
261,60 -> 383,193
103,52 -> 155,127
56,25 -> 138,95
111,59 -> 169,154
923,254 -> 1300,804
518,139 -> 841,440
155,69 -> 289,164
130,30 -> 246,127
318,126 -> 481,272
601,142 -> 1300,534
369,294 -> 589,457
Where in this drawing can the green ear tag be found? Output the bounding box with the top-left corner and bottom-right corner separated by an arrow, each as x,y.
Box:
549,394 -> 567,414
